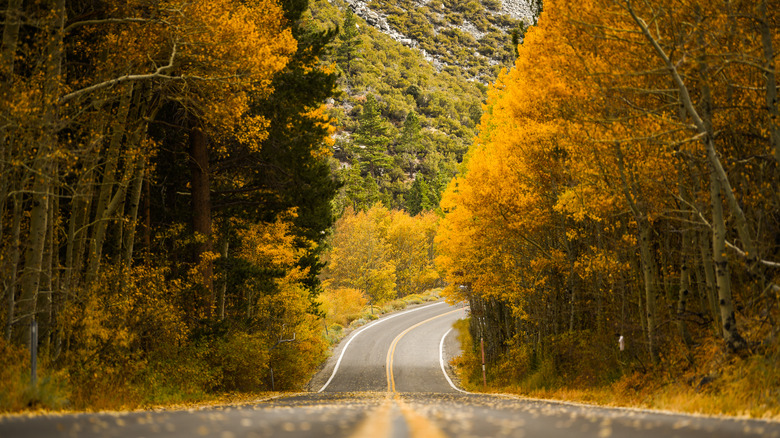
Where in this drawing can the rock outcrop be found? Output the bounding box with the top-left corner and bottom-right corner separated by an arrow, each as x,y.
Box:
340,0 -> 537,78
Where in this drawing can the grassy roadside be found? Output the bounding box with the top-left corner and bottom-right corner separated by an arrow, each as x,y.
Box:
450,318 -> 780,420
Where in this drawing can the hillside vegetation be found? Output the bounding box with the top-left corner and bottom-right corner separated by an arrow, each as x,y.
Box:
309,0 -> 526,213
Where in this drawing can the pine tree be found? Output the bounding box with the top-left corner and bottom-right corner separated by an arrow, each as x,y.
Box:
397,111 -> 421,152
336,7 -> 361,79
406,175 -> 433,215
351,95 -> 394,180
215,0 -> 340,315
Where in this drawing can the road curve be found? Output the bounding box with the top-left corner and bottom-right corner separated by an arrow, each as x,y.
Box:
2,300 -> 780,438
311,300 -> 466,393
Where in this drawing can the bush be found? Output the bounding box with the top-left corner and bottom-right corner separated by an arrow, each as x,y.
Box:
139,346 -> 215,405
0,339 -> 67,412
0,338 -> 28,412
208,332 -> 270,392
320,287 -> 368,326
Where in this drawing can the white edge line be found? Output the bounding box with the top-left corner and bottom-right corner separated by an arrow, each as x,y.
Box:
317,301 -> 446,393
439,327 -> 468,393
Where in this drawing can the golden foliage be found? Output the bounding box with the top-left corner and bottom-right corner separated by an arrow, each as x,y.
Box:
440,0 -> 780,416
323,204 -> 441,307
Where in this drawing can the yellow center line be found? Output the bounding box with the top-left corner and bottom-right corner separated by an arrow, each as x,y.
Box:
385,307 -> 464,393
395,393 -> 448,438
347,395 -> 393,438
353,308 -> 462,438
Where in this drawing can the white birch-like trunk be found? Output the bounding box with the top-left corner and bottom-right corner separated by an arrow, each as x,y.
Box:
638,220 -> 658,362
710,166 -> 746,352
4,194 -> 22,340
86,86 -> 134,282
14,0 -> 65,346
677,231 -> 693,347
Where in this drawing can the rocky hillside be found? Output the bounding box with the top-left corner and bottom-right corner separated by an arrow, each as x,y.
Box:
308,0 -> 540,213
343,0 -> 538,82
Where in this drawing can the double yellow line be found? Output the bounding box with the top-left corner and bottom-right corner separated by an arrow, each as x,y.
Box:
385,307 -> 464,393
351,307 -> 463,438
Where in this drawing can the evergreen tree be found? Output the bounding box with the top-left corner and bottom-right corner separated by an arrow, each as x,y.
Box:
351,95 -> 394,180
395,111 -> 422,178
209,0 -> 340,316
406,175 -> 433,215
336,7 -> 361,79
397,111 -> 421,151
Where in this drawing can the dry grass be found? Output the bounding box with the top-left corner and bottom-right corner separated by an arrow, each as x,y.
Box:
452,322 -> 780,419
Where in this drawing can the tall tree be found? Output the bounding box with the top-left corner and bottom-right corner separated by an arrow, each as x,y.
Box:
351,94 -> 393,179
336,7 -> 362,79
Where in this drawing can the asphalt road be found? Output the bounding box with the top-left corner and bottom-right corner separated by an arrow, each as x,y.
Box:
2,301 -> 779,438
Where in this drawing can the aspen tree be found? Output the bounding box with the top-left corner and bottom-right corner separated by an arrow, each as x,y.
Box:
14,0 -> 65,346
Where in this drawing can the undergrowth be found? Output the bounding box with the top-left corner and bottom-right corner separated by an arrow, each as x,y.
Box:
451,317 -> 780,419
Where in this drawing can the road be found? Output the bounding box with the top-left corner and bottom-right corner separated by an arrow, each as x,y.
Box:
2,301 -> 779,438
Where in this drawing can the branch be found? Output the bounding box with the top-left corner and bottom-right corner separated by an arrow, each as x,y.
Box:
725,241 -> 780,269
59,44 -> 178,103
674,194 -> 780,269
63,17 -> 166,34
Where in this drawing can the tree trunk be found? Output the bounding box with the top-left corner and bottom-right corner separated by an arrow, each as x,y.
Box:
219,238 -> 229,320
698,229 -> 722,335
758,0 -> 780,164
710,167 -> 746,353
64,148 -> 97,296
0,0 -> 22,77
0,0 -> 22,129
189,126 -> 214,305
122,159 -> 145,265
143,176 -> 151,260
638,219 -> 659,362
39,172 -> 58,353
121,88 -> 156,266
14,0 -> 64,346
86,86 -> 134,283
677,230 -> 693,347
4,194 -> 22,341
16,167 -> 51,346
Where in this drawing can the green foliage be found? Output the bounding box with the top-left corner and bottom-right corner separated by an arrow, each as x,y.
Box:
312,0 -> 490,213
0,338 -> 69,412
406,176 -> 435,215
336,7 -> 362,78
351,95 -> 394,178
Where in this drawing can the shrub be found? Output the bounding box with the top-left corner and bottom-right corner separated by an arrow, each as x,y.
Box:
320,287 -> 368,327
208,332 -> 270,392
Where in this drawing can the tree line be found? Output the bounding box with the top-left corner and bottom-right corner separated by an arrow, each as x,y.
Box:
438,0 -> 779,391
322,204 -> 441,308
1,0 -> 339,408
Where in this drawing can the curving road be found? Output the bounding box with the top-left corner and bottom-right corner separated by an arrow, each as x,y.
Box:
2,301 -> 780,438
310,300 -> 466,394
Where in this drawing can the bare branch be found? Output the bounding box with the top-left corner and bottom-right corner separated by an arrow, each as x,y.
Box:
674,194 -> 780,269
59,44 -> 178,103
63,17 -> 166,34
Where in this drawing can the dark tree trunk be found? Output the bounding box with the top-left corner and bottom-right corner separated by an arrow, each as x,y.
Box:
189,126 -> 214,310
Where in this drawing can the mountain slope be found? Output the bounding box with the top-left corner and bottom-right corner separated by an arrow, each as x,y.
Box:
308,0 -> 539,213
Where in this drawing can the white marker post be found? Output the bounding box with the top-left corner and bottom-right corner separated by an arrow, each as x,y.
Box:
30,320 -> 38,389
480,337 -> 486,388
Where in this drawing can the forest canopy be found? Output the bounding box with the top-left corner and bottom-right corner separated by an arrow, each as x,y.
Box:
0,0 -> 340,408
438,0 -> 780,407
